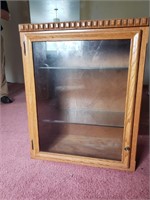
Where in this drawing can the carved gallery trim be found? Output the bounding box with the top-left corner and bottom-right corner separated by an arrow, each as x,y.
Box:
19,17 -> 149,32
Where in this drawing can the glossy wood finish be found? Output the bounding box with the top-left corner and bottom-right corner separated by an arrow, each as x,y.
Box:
19,17 -> 149,32
129,27 -> 149,171
19,18 -> 149,171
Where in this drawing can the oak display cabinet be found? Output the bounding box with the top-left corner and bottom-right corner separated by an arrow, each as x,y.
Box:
19,17 -> 149,171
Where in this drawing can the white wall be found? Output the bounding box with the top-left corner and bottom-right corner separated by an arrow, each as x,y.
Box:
80,1 -> 149,20
80,0 -> 149,85
1,1 -> 30,83
29,0 -> 80,23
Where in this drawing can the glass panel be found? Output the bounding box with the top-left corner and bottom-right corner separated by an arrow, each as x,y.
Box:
32,39 -> 130,161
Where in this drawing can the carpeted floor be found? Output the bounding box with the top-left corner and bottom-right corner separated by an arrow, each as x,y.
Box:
0,83 -> 149,200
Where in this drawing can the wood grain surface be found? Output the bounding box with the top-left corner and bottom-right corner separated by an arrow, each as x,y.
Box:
19,17 -> 149,32
19,19 -> 149,171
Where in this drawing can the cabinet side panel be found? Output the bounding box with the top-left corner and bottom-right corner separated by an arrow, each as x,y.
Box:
121,30 -> 142,168
130,27 -> 149,171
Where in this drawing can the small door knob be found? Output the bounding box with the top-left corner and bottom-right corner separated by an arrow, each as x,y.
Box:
124,146 -> 130,151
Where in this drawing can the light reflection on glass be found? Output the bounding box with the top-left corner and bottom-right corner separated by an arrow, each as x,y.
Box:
32,39 -> 130,161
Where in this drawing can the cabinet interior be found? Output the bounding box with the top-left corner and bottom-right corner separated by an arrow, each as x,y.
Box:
32,39 -> 130,161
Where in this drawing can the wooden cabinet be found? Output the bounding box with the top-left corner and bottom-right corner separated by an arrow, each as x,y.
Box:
19,17 -> 149,171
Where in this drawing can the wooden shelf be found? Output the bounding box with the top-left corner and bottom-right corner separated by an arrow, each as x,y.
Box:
39,66 -> 128,70
42,110 -> 124,127
39,123 -> 123,161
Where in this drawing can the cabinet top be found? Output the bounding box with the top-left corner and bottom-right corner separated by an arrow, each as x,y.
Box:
19,17 -> 149,32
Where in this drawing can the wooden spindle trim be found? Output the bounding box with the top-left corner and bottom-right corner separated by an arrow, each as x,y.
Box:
128,18 -> 134,26
60,22 -> 64,28
54,23 -> 59,28
135,18 -> 140,26
92,20 -> 98,26
39,24 -> 43,29
81,21 -> 86,27
70,22 -> 75,28
98,20 -> 104,27
49,23 -> 54,29
87,21 -> 92,27
76,22 -> 80,28
19,17 -> 149,32
116,19 -> 122,26
34,24 -> 39,30
122,19 -> 128,26
104,20 -> 109,26
141,18 -> 147,25
110,19 -> 115,26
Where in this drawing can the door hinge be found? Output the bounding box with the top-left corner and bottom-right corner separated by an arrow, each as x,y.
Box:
23,41 -> 26,56
31,140 -> 34,150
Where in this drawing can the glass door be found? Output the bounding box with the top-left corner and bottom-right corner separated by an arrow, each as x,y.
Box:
32,39 -> 130,161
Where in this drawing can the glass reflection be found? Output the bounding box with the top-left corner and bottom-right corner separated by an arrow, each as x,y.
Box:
32,39 -> 130,160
